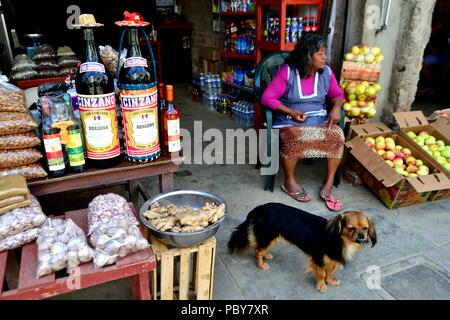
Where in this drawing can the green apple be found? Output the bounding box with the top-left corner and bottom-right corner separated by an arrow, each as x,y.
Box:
356,84 -> 366,95
365,54 -> 375,64
441,148 -> 450,158
418,131 -> 429,138
372,47 -> 381,56
349,100 -> 359,107
351,46 -> 360,55
416,136 -> 425,146
416,160 -> 424,167
367,108 -> 377,118
357,94 -> 366,101
443,163 -> 450,172
348,93 -> 357,101
375,54 -> 385,64
422,145 -> 430,151
374,83 -> 382,93
350,106 -> 361,117
436,156 -> 447,164
436,140 -> 445,147
365,86 -> 377,97
433,151 -> 441,158
375,136 -> 385,144
425,136 -> 436,145
345,53 -> 355,61
343,103 -> 352,112
406,131 -> 417,139
355,54 -> 365,63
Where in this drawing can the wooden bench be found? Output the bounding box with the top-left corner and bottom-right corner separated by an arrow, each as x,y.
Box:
0,204 -> 156,300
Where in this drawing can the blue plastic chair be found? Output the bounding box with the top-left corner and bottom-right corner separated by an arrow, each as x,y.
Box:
254,51 -> 345,192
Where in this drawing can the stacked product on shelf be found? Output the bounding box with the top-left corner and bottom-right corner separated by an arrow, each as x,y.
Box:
223,19 -> 255,55
221,0 -> 256,12
231,100 -> 255,126
0,82 -> 47,180
200,73 -> 223,107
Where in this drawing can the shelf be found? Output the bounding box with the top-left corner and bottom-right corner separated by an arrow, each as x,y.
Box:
222,51 -> 255,60
15,76 -> 68,90
218,11 -> 256,16
222,81 -> 254,94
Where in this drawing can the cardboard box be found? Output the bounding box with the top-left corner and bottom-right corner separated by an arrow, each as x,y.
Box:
345,131 -> 450,209
346,121 -> 391,141
394,111 -> 450,201
340,61 -> 381,82
427,109 -> 450,123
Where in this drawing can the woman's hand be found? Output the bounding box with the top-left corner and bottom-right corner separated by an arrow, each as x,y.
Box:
289,110 -> 306,123
325,109 -> 341,129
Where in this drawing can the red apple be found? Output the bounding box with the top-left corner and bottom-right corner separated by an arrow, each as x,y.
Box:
395,145 -> 403,151
406,165 -> 417,174
405,156 -> 416,166
385,160 -> 394,167
393,158 -> 404,167
402,148 -> 412,157
383,151 -> 396,161
365,137 -> 376,148
375,142 -> 386,151
377,150 -> 386,157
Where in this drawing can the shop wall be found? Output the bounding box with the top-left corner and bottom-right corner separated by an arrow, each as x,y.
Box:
179,0 -> 222,72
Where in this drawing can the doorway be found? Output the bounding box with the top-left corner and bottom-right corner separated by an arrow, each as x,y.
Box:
412,0 -> 450,116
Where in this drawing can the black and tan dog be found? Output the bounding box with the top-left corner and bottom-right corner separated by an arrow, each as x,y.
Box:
228,203 -> 377,293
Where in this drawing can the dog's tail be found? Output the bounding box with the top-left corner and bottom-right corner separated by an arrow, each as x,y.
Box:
227,211 -> 255,254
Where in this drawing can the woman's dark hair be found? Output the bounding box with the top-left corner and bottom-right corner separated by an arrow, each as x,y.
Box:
285,32 -> 327,78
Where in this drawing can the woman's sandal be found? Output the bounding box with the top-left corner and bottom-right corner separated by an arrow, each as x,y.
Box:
281,184 -> 313,202
320,191 -> 344,212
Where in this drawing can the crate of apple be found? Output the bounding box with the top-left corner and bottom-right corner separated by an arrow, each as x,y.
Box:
341,80 -> 380,119
405,131 -> 450,172
344,45 -> 385,65
365,136 -> 430,177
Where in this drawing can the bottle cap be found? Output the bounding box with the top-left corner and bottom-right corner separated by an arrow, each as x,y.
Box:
166,85 -> 174,101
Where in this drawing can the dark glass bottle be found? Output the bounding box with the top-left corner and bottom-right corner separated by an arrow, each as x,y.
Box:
40,97 -> 65,177
75,28 -> 121,169
118,28 -> 160,163
158,82 -> 166,155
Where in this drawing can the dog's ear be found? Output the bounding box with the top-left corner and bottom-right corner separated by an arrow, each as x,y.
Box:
325,213 -> 345,237
368,217 -> 377,247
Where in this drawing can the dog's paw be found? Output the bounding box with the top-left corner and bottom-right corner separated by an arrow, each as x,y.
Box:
316,282 -> 327,293
264,253 -> 273,260
258,263 -> 270,270
326,278 -> 341,286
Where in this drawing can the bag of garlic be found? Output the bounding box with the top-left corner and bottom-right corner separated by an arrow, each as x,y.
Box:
0,195 -> 46,240
36,218 -> 94,277
87,194 -> 149,268
0,227 -> 40,252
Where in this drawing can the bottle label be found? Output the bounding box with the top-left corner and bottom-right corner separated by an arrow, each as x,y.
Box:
120,87 -> 160,158
124,57 -> 148,68
68,129 -> 86,167
167,119 -> 181,152
43,134 -> 65,171
77,92 -> 121,160
79,62 -> 106,73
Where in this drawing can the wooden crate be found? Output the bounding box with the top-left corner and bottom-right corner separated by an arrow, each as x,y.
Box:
149,236 -> 216,300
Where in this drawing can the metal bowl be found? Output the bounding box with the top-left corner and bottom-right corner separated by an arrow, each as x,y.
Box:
139,190 -> 226,248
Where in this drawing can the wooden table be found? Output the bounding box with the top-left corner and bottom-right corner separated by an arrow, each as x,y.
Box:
0,204 -> 156,300
27,156 -> 181,209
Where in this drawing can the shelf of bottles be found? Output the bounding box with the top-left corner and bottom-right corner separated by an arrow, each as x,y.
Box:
220,0 -> 256,13
255,0 -> 324,61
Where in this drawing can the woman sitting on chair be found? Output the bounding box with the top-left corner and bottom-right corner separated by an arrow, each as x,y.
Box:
261,33 -> 345,211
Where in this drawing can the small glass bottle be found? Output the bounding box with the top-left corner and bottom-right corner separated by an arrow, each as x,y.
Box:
163,85 -> 181,158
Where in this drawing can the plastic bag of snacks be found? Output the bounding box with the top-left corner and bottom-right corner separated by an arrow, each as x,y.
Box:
36,218 -> 95,277
0,131 -> 40,150
0,112 -> 38,135
0,164 -> 48,180
87,194 -> 149,268
0,81 -> 28,113
34,44 -> 56,60
11,54 -> 37,72
0,148 -> 42,168
0,195 -> 46,239
0,227 -> 40,252
58,56 -> 80,68
99,45 -> 127,77
37,69 -> 59,78
10,69 -> 38,81
35,59 -> 59,70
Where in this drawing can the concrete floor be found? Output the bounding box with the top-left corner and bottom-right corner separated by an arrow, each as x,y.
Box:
58,84 -> 450,300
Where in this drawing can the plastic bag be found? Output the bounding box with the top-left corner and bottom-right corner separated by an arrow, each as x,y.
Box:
0,148 -> 42,168
0,163 -> 48,180
99,45 -> 127,77
37,69 -> 59,78
59,67 -> 78,76
0,227 -> 40,252
58,56 -> 80,68
90,218 -> 149,268
11,54 -> 37,72
34,44 -> 56,60
0,82 -> 28,113
0,112 -> 38,135
57,46 -> 76,57
87,193 -> 139,235
38,82 -> 69,97
36,218 -> 95,277
35,59 -> 59,70
0,132 -> 40,150
10,69 -> 38,80
0,195 -> 46,240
